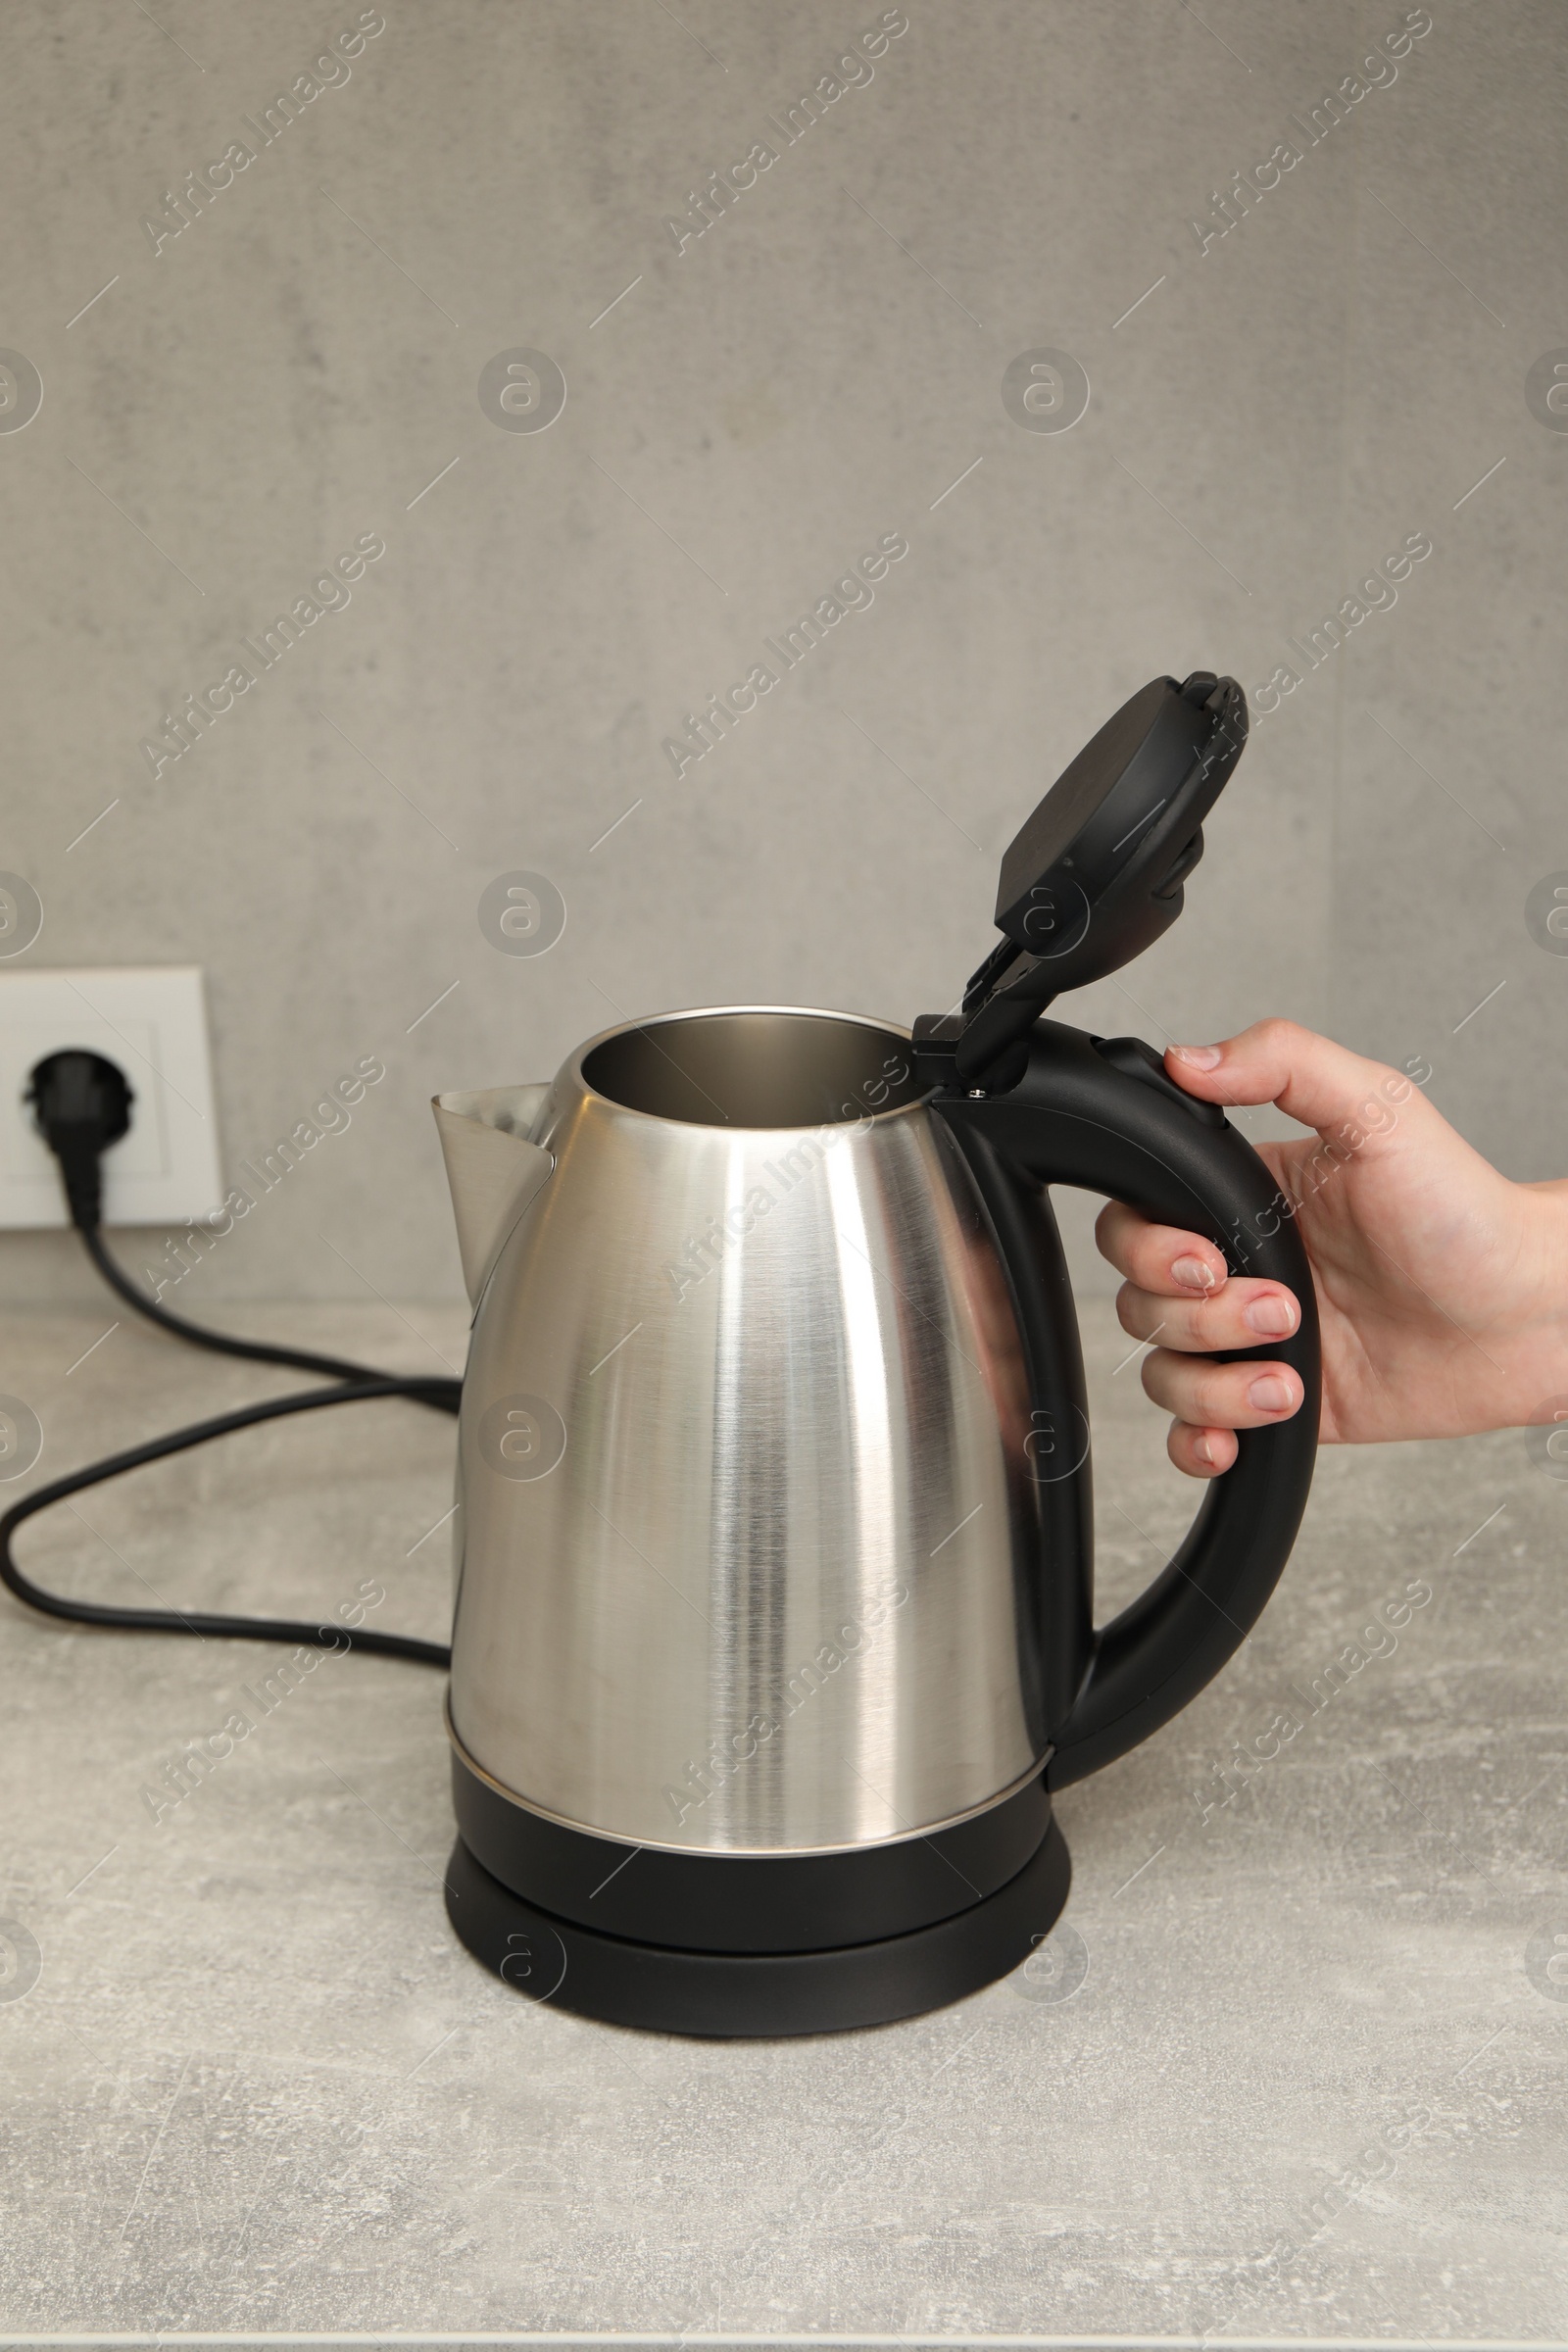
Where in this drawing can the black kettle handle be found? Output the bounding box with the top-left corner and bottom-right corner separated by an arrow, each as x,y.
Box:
932,1019 -> 1321,1790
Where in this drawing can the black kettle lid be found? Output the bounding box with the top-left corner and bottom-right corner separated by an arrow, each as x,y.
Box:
925,671 -> 1249,1090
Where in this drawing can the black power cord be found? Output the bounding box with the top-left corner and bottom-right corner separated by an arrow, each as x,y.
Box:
75,1220 -> 460,1405
0,1051 -> 456,1667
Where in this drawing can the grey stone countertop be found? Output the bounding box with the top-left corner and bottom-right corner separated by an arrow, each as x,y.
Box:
0,1295 -> 1564,2344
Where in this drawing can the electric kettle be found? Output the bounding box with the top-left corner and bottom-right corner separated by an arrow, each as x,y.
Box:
433,672 -> 1320,2036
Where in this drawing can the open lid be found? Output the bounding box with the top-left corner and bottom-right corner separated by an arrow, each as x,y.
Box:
919,671 -> 1249,1089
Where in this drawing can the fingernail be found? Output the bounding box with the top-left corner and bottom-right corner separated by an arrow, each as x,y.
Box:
1193,1433 -> 1215,1466
1248,1374 -> 1294,1412
1171,1044 -> 1223,1069
1172,1255 -> 1216,1293
1245,1295 -> 1296,1338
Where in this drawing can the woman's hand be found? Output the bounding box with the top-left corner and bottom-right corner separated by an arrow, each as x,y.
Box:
1096,1019 -> 1568,1478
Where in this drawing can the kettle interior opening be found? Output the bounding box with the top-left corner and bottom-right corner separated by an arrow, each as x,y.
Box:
580,1008 -> 926,1130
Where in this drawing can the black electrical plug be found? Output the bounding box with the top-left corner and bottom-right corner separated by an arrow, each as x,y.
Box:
26,1051 -> 134,1230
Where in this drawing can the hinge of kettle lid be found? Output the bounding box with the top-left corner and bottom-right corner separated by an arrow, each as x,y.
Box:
915,1004 -> 1035,1100
911,1013 -> 966,1093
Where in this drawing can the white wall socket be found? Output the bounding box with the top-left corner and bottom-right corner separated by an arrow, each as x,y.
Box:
0,966 -> 223,1230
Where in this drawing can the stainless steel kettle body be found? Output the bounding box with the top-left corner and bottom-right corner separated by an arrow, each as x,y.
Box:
433,1000 -> 1320,2035
444,1005 -> 1047,1860
430,676 -> 1323,2034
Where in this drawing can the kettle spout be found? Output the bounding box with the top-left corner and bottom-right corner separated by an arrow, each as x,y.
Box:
431,1084 -> 555,1309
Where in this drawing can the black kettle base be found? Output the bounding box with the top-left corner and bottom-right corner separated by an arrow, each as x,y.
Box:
444,1820 -> 1071,2038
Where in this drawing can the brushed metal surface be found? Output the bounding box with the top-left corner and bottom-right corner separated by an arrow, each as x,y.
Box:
444,1697 -> 1051,1859
440,1006 -> 1049,1855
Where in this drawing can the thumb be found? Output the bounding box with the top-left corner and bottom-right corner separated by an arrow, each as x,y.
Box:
1161,1019 -> 1431,1144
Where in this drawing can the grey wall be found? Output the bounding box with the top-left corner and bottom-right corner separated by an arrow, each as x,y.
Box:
2,0 -> 1563,1305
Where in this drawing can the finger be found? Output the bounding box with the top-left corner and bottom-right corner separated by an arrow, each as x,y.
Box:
1094,1200 -> 1229,1297
1141,1348 -> 1303,1429
1167,1420 -> 1238,1480
1115,1275 -> 1300,1354
1160,1019 -> 1434,1151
